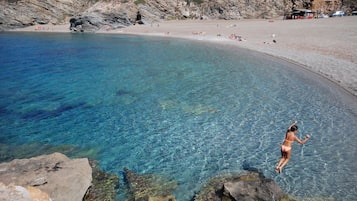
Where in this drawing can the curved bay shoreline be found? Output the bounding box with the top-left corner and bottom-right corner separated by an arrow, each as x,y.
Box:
116,17 -> 357,99
4,17 -> 357,201
9,17 -> 357,99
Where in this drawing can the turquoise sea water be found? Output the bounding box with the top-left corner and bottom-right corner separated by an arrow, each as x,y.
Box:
0,32 -> 356,201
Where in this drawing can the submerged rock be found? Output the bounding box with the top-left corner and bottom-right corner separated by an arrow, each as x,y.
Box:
0,152 -> 92,201
123,168 -> 177,201
194,171 -> 296,201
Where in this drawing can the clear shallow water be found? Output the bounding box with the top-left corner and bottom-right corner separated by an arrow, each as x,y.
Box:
0,32 -> 356,201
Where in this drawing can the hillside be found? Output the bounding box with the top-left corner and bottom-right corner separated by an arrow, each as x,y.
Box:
0,0 -> 355,32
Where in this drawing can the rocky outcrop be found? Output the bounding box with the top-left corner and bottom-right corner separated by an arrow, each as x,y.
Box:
194,171 -> 296,201
123,168 -> 177,201
0,183 -> 52,201
122,168 -> 296,201
84,160 -> 119,201
0,151 -> 297,201
69,0 -> 139,32
0,152 -> 92,201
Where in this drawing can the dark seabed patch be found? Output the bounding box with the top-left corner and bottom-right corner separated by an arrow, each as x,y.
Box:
22,102 -> 89,121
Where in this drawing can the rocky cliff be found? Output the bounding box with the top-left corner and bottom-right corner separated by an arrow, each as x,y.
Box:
0,0 -> 356,32
0,0 -> 92,29
0,0 -> 290,31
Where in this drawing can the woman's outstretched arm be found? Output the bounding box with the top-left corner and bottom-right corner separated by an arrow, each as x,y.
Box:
287,120 -> 298,131
294,134 -> 310,144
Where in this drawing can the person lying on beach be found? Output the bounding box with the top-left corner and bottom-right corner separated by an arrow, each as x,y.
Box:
228,33 -> 246,41
275,121 -> 310,173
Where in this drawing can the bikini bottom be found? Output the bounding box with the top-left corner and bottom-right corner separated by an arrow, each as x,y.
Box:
281,145 -> 291,152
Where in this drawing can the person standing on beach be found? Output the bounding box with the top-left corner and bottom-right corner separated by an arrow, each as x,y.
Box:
275,121 -> 310,173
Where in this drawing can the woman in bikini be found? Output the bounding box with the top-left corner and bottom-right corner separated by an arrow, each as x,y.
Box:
275,121 -> 310,173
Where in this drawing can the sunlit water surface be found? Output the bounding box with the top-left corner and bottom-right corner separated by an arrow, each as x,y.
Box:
0,32 -> 356,201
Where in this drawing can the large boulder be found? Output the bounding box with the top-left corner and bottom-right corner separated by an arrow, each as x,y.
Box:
69,13 -> 132,32
194,171 -> 296,201
0,152 -> 92,201
223,177 -> 285,201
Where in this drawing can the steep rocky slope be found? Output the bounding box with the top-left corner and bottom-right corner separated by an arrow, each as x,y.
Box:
0,0 -> 93,29
0,0 -> 355,32
0,0 -> 288,31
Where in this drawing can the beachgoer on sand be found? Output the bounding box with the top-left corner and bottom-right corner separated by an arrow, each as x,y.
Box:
275,121 -> 310,173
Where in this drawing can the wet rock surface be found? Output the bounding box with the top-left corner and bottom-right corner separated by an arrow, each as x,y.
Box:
84,160 -> 119,201
123,168 -> 177,201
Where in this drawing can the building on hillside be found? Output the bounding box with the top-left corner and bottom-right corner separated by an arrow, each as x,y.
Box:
285,0 -> 344,19
285,9 -> 315,19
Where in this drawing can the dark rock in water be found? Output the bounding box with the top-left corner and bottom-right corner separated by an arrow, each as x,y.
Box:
194,171 -> 296,201
116,89 -> 131,96
242,160 -> 260,172
0,105 -> 8,115
123,168 -> 177,201
84,160 -> 119,201
241,160 -> 265,178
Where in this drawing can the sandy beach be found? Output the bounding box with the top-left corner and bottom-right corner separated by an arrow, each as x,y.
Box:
11,17 -> 357,97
